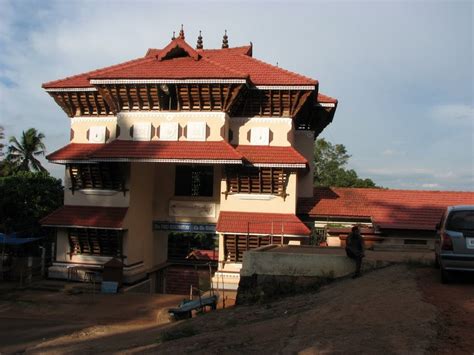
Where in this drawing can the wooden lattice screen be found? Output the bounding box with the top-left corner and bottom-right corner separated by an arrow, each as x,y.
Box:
225,167 -> 288,197
68,228 -> 122,257
68,163 -> 127,192
224,235 -> 284,262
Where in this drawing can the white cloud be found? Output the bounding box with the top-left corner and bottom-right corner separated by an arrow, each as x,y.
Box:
421,183 -> 440,189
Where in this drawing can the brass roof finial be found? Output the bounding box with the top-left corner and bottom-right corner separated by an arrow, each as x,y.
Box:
171,31 -> 176,40
196,30 -> 203,49
222,29 -> 229,49
179,24 -> 185,39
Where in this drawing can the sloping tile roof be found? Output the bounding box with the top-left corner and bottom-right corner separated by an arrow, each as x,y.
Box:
41,206 -> 128,229
217,211 -> 311,236
317,93 -> 338,104
47,140 -> 243,163
235,145 -> 307,167
42,39 -> 317,88
298,187 -> 474,231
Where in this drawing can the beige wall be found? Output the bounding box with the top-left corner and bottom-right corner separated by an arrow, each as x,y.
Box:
71,116 -> 118,143
122,163 -> 155,268
229,117 -> 293,146
294,130 -> 315,198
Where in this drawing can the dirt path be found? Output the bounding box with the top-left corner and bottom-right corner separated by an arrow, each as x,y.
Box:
1,265 -> 472,354
417,268 -> 474,354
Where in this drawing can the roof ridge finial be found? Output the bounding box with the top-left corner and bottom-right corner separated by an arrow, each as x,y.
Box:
196,30 -> 203,49
222,29 -> 229,49
179,24 -> 185,39
172,31 -> 176,40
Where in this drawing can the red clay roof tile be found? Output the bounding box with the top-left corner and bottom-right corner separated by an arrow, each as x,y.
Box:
217,211 -> 311,236
41,206 -> 128,229
298,187 -> 474,231
47,140 -> 243,163
235,145 -> 307,167
317,93 -> 338,104
42,39 -> 317,88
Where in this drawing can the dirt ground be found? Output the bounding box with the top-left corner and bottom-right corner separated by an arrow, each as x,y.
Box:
0,265 -> 472,354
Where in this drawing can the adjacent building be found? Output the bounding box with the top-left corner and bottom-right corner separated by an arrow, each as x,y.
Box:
40,29 -> 338,291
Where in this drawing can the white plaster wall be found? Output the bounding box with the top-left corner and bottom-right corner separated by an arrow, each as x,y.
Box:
294,130 -> 315,198
229,117 -> 293,146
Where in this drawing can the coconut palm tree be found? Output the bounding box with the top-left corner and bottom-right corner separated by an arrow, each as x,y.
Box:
7,128 -> 47,172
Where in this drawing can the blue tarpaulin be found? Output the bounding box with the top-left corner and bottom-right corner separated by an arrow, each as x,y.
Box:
0,233 -> 43,246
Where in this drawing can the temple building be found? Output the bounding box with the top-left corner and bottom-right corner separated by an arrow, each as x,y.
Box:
40,28 -> 338,292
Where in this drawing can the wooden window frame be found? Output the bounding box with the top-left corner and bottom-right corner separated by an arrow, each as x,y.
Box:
68,228 -> 123,257
68,163 -> 128,194
224,166 -> 289,198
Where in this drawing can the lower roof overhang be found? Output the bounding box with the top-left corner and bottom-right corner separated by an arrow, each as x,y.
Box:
217,211 -> 311,237
47,140 -> 243,165
40,205 -> 128,230
235,145 -> 308,169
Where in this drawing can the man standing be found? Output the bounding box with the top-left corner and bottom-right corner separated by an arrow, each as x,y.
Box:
345,226 -> 365,278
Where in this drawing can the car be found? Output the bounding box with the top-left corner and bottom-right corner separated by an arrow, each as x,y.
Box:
434,205 -> 474,283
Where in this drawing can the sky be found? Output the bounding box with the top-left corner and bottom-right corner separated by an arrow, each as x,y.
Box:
0,0 -> 472,191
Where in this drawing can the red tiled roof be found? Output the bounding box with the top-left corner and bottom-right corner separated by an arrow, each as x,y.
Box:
47,140 -> 243,163
40,206 -> 128,229
217,211 -> 311,236
47,143 -> 104,162
317,93 -> 338,104
43,39 -> 317,88
235,145 -> 307,167
298,187 -> 474,231
90,55 -> 248,80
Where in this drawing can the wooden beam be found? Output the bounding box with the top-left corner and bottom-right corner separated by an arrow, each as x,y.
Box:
85,92 -> 94,115
223,84 -> 232,110
186,84 -> 192,110
208,84 -> 213,110
114,84 -> 123,110
74,92 -> 85,115
125,85 -> 133,110
292,91 -> 312,118
197,85 -> 203,110
145,85 -> 153,110
97,86 -> 118,114
219,84 -> 224,109
278,90 -> 283,116
269,90 -> 273,116
53,93 -> 74,117
135,85 -> 143,110
92,91 -> 102,115
290,90 -> 302,116
155,84 -> 164,110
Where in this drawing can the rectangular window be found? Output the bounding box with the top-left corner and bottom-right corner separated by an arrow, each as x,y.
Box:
224,235 -> 283,262
225,166 -> 288,196
175,165 -> 214,197
68,163 -> 127,192
68,228 -> 122,257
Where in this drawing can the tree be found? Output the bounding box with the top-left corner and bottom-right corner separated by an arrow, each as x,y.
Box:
0,172 -> 63,235
0,126 -> 4,156
7,128 -> 47,173
314,138 -> 377,188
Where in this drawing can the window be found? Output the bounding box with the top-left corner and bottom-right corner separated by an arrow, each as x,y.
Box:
68,163 -> 127,192
175,165 -> 214,197
224,166 -> 289,197
68,228 -> 122,257
224,235 -> 283,262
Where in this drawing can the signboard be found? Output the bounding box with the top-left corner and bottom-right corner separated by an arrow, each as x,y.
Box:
169,200 -> 215,218
153,221 -> 216,233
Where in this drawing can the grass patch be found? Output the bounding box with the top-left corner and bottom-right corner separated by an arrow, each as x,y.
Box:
156,325 -> 197,343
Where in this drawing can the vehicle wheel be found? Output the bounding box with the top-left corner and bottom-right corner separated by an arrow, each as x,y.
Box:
440,268 -> 450,284
434,254 -> 440,269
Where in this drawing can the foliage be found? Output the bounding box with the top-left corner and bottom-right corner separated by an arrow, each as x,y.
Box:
0,126 -> 4,157
313,138 -> 377,188
6,128 -> 47,173
0,172 -> 63,235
